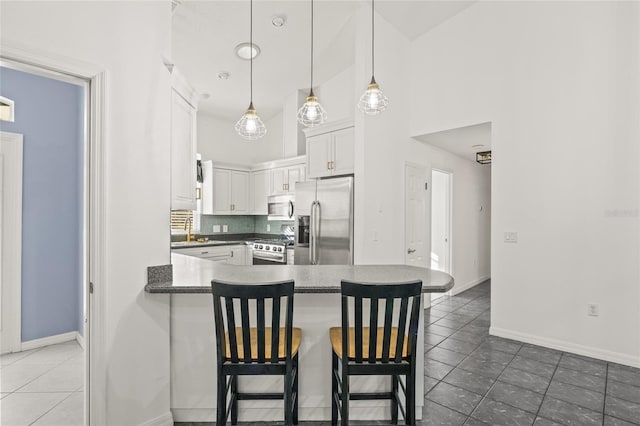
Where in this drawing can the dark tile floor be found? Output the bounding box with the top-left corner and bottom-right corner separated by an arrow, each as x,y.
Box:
176,280 -> 640,426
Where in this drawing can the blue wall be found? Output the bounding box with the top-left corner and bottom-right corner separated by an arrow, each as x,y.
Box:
0,66 -> 84,341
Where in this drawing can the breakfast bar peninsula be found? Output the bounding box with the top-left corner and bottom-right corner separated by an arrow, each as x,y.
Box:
146,253 -> 454,422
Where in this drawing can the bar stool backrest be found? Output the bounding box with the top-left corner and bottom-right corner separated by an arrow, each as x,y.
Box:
341,280 -> 422,363
212,280 -> 294,365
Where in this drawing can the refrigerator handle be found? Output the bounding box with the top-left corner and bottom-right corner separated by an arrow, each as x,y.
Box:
309,201 -> 316,264
314,201 -> 321,264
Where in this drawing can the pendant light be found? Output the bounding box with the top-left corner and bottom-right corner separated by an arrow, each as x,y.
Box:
297,0 -> 327,127
358,0 -> 388,115
235,0 -> 267,140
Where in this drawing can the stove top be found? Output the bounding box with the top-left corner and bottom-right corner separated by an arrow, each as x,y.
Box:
254,238 -> 294,247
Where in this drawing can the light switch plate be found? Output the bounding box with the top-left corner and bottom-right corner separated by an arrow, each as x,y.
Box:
213,225 -> 220,233
223,225 -> 228,233
267,224 -> 271,232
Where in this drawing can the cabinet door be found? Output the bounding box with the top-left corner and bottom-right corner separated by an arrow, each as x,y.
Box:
171,89 -> 197,210
251,170 -> 269,214
287,165 -> 305,193
331,127 -> 355,176
306,133 -> 332,179
270,167 -> 287,195
227,245 -> 246,265
230,171 -> 249,213
212,168 -> 231,214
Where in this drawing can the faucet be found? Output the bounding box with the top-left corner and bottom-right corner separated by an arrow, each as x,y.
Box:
183,217 -> 193,242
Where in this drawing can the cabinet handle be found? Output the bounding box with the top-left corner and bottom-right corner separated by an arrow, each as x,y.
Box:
331,161 -> 335,169
327,161 -> 331,170
201,251 -> 209,254
196,187 -> 201,200
230,251 -> 234,257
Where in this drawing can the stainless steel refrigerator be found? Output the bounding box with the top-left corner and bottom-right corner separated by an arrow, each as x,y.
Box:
294,176 -> 354,265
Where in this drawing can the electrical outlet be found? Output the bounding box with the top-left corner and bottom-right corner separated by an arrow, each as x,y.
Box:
213,225 -> 220,233
222,225 -> 228,233
267,224 -> 270,232
587,304 -> 599,317
504,232 -> 518,243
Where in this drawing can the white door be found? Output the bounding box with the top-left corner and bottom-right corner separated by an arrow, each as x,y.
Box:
431,170 -> 452,273
1,132 -> 23,354
405,163 -> 430,268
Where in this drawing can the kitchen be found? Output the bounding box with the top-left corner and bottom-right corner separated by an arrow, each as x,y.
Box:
1,1 -> 638,425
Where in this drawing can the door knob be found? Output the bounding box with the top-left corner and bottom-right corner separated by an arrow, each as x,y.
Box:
407,248 -> 416,254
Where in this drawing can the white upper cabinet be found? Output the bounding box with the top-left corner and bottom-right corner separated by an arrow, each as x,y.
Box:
250,170 -> 269,215
305,120 -> 354,179
202,161 -> 249,214
270,164 -> 306,195
170,87 -> 197,210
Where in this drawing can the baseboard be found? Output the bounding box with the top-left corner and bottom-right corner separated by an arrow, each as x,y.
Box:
451,275 -> 490,296
21,331 -> 78,351
490,326 -> 640,368
76,332 -> 85,350
137,412 -> 173,426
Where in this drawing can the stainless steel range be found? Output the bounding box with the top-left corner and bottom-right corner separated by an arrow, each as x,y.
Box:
251,239 -> 291,265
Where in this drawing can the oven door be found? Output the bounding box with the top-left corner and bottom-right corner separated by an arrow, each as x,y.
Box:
252,251 -> 286,265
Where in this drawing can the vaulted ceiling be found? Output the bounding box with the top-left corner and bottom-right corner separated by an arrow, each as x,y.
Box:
172,1 -> 475,121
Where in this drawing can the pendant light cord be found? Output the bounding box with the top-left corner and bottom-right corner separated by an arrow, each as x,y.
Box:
310,0 -> 314,92
371,0 -> 375,78
250,0 -> 253,105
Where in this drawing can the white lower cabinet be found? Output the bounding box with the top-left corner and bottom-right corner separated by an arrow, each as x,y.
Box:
172,244 -> 250,265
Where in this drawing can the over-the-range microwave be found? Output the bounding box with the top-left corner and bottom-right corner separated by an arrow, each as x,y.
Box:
267,194 -> 294,221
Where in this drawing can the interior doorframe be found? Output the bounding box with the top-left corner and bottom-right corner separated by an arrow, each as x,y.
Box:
1,44 -> 107,426
431,168 -> 453,276
0,131 -> 23,354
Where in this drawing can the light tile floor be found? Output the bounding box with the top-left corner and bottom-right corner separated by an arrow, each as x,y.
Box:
176,280 -> 640,425
0,340 -> 84,426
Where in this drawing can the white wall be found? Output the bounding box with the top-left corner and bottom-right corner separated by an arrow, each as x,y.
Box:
197,111 -> 282,164
410,1 -> 640,366
351,4 -> 493,299
316,64 -> 355,123
1,1 -> 173,424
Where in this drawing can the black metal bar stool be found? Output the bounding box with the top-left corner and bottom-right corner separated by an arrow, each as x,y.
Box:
330,279 -> 422,426
211,279 -> 300,425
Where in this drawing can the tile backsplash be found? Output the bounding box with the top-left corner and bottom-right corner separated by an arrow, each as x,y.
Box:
200,215 -> 293,236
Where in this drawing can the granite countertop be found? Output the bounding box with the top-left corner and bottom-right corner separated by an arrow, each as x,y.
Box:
171,240 -> 252,249
146,253 -> 455,294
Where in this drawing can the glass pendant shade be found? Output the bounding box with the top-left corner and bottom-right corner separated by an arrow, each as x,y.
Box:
297,91 -> 327,127
358,77 -> 389,115
235,102 -> 266,140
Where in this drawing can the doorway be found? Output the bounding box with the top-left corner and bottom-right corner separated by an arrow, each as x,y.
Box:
0,61 -> 88,425
430,169 -> 452,301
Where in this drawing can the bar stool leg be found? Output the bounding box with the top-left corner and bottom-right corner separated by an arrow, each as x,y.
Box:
230,375 -> 238,425
341,360 -> 349,426
391,375 -> 399,424
285,363 -> 293,426
293,353 -> 299,425
406,372 -> 415,426
331,351 -> 338,425
217,371 -> 227,426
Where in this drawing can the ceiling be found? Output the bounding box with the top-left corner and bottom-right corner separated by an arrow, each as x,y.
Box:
413,122 -> 492,164
172,1 -> 476,122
